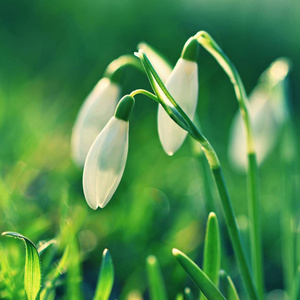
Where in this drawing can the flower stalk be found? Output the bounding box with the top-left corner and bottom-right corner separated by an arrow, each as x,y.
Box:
137,50 -> 258,300
195,31 -> 264,299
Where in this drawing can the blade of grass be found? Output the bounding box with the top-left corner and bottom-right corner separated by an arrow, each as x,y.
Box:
220,270 -> 240,300
94,249 -> 114,300
2,231 -> 41,300
66,240 -> 83,300
172,248 -> 225,300
201,212 -> 221,300
146,255 -> 168,300
39,246 -> 69,300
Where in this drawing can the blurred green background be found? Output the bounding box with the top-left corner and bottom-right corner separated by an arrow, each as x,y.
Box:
0,0 -> 299,298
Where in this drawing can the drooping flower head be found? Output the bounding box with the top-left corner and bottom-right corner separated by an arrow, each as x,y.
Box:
71,76 -> 121,167
83,95 -> 134,209
157,38 -> 199,155
228,58 -> 291,170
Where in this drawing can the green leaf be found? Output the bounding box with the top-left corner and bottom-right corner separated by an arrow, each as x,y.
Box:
66,240 -> 83,300
146,255 -> 168,300
94,249 -> 114,300
219,270 -> 240,300
200,212 -> 221,300
172,248 -> 225,300
37,239 -> 56,255
39,246 -> 69,300
2,231 -> 41,300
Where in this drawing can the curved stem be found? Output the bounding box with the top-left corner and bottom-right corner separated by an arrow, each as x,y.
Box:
136,49 -> 258,299
130,89 -> 159,103
195,31 -> 264,299
104,54 -> 144,79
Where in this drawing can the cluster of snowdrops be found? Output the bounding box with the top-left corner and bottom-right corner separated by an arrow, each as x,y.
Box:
2,30 -> 297,300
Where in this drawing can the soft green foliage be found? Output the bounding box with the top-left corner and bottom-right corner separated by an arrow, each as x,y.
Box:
94,249 -> 114,300
146,255 -> 168,300
172,249 -> 225,300
2,232 -> 41,300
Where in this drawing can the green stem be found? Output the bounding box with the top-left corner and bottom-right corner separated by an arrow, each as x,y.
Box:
136,50 -> 258,299
104,54 -> 144,82
212,168 -> 258,300
248,153 -> 263,299
195,31 -> 264,299
130,89 -> 159,103
281,119 -> 297,295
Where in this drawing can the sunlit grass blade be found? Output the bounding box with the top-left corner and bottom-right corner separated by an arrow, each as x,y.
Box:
203,212 -> 221,282
37,239 -> 56,255
2,231 -> 41,300
291,266 -> 300,300
146,255 -> 168,300
94,249 -> 114,300
67,240 -> 83,300
184,287 -> 195,300
220,270 -> 240,300
172,249 -> 225,300
39,246 -> 69,300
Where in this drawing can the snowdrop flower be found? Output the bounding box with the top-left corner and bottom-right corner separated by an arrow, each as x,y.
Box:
138,42 -> 172,82
71,77 -> 121,167
228,58 -> 290,170
83,95 -> 134,209
157,38 -> 199,155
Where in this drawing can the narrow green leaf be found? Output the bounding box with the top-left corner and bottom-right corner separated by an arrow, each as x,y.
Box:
172,249 -> 225,300
37,239 -> 56,255
200,212 -> 221,300
66,240 -> 83,300
39,246 -> 69,300
94,249 -> 114,300
184,287 -> 195,300
2,231 -> 41,300
219,270 -> 240,300
146,255 -> 168,300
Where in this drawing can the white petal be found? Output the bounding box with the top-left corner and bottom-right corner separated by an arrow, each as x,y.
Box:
229,86 -> 284,170
158,58 -> 198,155
71,78 -> 121,167
138,42 -> 172,83
83,117 -> 129,209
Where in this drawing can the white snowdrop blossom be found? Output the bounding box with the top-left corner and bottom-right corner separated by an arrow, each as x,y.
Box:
157,38 -> 199,155
71,77 -> 121,167
83,95 -> 134,209
228,58 -> 290,170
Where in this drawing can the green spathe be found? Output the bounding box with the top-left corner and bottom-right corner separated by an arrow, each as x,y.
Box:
115,95 -> 135,121
181,37 -> 199,62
